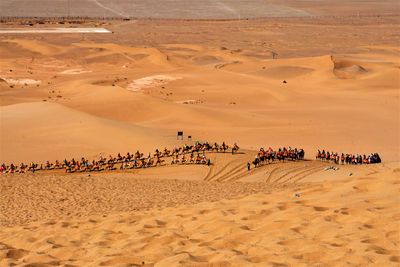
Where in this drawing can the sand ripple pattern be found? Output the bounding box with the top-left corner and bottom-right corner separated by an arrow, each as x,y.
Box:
0,166 -> 399,266
0,173 -> 272,227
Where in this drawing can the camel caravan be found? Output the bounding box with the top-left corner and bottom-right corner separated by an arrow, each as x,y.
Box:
316,150 -> 381,165
1,143 -> 383,175
252,147 -> 305,168
0,142 -> 239,174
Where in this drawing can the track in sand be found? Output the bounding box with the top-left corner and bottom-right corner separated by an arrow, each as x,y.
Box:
0,150 -> 389,227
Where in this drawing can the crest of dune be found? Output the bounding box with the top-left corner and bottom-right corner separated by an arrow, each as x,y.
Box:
74,43 -> 172,68
4,39 -> 68,56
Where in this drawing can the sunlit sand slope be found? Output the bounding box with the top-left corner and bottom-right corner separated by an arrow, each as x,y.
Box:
0,163 -> 398,266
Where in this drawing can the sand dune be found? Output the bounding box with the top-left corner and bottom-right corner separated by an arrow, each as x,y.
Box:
0,13 -> 399,267
1,151 -> 391,226
253,65 -> 315,79
4,39 -> 69,56
1,161 -> 399,266
74,43 -> 173,68
0,102 -> 166,164
1,37 -> 399,162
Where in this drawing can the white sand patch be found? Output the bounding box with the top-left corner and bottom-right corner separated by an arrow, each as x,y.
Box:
1,77 -> 41,85
127,75 -> 181,92
60,69 -> 92,75
0,28 -> 111,34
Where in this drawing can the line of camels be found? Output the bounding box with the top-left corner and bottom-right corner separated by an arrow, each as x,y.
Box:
1,142 -> 237,174
1,142 -> 381,175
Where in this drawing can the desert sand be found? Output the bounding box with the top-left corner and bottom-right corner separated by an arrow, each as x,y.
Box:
1,159 -> 399,266
1,16 -> 399,164
1,1 -> 399,266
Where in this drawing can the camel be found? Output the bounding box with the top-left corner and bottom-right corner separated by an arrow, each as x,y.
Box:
1,141 -> 245,175
232,143 -> 239,154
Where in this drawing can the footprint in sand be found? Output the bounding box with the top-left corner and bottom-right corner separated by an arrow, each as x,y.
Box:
277,239 -> 305,246
290,227 -> 303,234
390,256 -> 400,263
96,240 -> 113,247
360,238 -> 379,244
240,225 -> 252,231
329,243 -> 344,247
292,254 -> 304,260
324,215 -> 336,222
199,209 -> 211,215
61,222 -> 70,228
366,245 -> 390,255
6,248 -> 29,260
277,204 -> 287,211
268,261 -> 289,267
221,210 -> 229,216
313,206 -> 329,212
338,207 -> 350,215
155,219 -> 167,226
98,255 -> 143,266
227,209 -> 237,215
143,219 -> 166,229
70,240 -> 83,246
363,223 -> 374,229
260,209 -> 272,216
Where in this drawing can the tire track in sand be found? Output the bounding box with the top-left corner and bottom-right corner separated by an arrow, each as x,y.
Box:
90,0 -> 128,18
270,165 -> 307,185
217,163 -> 248,182
204,155 -> 236,181
289,166 -> 326,185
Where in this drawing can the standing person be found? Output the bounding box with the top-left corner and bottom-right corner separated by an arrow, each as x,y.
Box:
247,162 -> 251,171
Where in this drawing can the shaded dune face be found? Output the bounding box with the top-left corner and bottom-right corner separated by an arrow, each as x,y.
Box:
191,55 -> 224,65
332,57 -> 368,79
254,66 -> 315,79
334,64 -> 367,79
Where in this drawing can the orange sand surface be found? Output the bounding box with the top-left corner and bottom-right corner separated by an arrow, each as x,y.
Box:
1,18 -> 399,164
1,159 -> 399,266
1,5 -> 400,266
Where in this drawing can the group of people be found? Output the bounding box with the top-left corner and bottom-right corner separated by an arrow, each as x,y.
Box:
1,144 -> 384,174
0,141 -> 239,174
316,150 -> 382,165
251,146 -> 305,168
